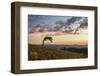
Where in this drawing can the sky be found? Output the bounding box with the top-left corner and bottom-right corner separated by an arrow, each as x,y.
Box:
28,15 -> 71,28
28,15 -> 88,45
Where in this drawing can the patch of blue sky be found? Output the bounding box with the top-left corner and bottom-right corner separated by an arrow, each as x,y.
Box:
28,15 -> 72,27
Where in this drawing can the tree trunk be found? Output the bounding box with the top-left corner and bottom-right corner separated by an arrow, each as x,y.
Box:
42,40 -> 45,46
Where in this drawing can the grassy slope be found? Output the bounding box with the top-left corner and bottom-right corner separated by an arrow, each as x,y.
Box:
28,44 -> 87,60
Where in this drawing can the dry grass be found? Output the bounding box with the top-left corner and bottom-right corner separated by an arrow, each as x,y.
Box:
28,44 -> 87,60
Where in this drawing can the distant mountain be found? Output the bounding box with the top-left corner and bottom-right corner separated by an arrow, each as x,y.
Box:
44,44 -> 87,49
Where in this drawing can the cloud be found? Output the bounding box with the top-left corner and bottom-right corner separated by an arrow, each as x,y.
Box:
29,17 -> 88,36
66,17 -> 82,25
79,18 -> 88,28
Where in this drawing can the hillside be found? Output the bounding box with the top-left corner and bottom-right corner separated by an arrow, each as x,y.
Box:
28,44 -> 87,60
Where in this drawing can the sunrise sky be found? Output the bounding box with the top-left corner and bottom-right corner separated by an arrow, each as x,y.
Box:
28,15 -> 88,45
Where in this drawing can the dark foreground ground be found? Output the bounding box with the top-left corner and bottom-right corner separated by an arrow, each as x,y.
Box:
28,44 -> 88,60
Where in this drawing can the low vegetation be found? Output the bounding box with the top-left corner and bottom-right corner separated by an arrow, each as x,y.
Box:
28,44 -> 87,60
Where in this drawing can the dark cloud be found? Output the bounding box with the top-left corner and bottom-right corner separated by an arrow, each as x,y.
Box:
29,17 -> 88,34
79,18 -> 88,28
66,17 -> 82,25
